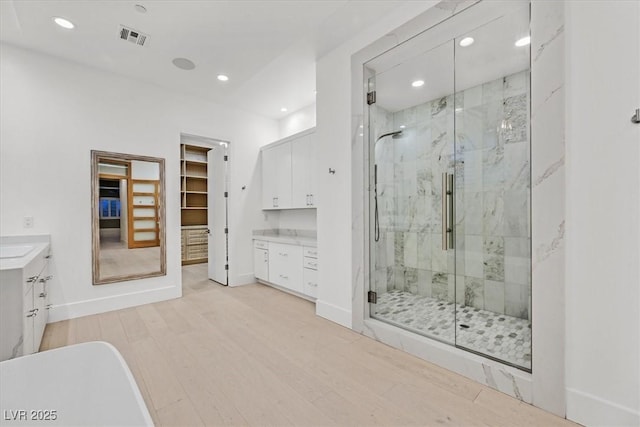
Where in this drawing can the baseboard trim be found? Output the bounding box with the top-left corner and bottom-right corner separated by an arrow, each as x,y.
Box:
47,285 -> 180,322
230,273 -> 257,287
566,387 -> 639,426
316,300 -> 352,328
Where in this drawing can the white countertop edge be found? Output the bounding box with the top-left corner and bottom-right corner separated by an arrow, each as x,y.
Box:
253,235 -> 317,247
0,240 -> 49,271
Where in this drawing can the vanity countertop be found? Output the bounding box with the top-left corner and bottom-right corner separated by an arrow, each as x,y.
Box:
0,235 -> 51,271
253,229 -> 317,247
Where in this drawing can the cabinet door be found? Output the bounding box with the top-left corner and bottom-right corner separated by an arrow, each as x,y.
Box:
33,274 -> 50,352
262,143 -> 292,209
253,248 -> 269,281
268,243 -> 303,292
303,268 -> 318,298
291,133 -> 316,208
22,285 -> 34,356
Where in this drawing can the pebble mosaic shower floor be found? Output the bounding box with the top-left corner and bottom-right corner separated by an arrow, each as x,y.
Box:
373,290 -> 531,370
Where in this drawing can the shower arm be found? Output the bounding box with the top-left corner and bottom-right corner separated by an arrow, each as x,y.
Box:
373,129 -> 403,242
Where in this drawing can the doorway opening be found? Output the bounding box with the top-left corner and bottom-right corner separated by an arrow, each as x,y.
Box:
180,133 -> 229,286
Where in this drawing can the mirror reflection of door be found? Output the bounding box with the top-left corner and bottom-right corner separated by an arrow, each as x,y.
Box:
93,152 -> 165,284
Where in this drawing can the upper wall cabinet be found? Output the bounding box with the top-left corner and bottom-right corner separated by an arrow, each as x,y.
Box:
261,128 -> 316,210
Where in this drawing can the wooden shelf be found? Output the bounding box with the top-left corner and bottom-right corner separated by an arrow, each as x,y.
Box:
181,143 -> 211,246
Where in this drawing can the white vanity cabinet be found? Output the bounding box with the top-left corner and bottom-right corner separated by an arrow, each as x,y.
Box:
261,128 -> 316,210
253,238 -> 318,300
268,242 -> 303,293
0,241 -> 51,361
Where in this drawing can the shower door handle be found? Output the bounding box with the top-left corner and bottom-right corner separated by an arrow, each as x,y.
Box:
442,173 -> 454,250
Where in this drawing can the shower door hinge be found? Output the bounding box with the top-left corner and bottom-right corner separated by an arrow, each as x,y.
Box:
368,291 -> 377,304
224,227 -> 228,234
367,91 -> 376,105
224,191 -> 228,198
224,155 -> 228,161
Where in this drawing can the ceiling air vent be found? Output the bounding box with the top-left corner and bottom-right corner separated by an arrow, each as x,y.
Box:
119,25 -> 148,46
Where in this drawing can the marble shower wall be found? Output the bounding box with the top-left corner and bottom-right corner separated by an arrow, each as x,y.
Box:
372,70 -> 531,320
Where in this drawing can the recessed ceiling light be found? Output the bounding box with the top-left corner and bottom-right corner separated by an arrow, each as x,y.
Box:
411,80 -> 425,88
172,58 -> 195,70
217,74 -> 229,82
134,4 -> 147,13
399,125 -> 406,129
359,133 -> 364,137
459,37 -> 474,47
281,107 -> 288,112
455,107 -> 463,113
515,36 -> 531,47
53,17 -> 74,29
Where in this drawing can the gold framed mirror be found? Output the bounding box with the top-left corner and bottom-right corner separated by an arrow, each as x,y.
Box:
91,150 -> 166,285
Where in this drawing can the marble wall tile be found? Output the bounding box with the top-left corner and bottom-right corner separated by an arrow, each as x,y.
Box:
404,232 -> 418,268
483,190 -> 505,236
456,275 -> 466,305
432,272 -> 449,299
417,232 -> 431,270
431,234 -> 448,272
505,282 -> 529,319
484,236 -> 505,281
505,237 -> 531,287
405,267 -> 419,294
448,273 -> 456,303
464,277 -> 485,310
464,191 -> 483,235
463,149 -> 483,191
484,280 -> 505,313
504,141 -> 530,192
464,85 -> 483,109
502,94 -> 528,144
504,190 -> 530,237
417,269 -> 432,297
465,235 -> 484,278
504,71 -> 527,98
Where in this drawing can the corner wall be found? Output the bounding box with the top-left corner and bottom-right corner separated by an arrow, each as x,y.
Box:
0,43 -> 278,318
564,1 -> 640,425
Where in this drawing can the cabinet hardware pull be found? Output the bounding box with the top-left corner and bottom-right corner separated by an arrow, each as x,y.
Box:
27,276 -> 38,283
27,308 -> 38,317
39,292 -> 47,298
632,108 -> 640,124
279,274 -> 288,279
45,255 -> 52,259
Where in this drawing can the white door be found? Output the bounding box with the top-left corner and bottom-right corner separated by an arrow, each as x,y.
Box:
207,144 -> 228,285
291,133 -> 314,208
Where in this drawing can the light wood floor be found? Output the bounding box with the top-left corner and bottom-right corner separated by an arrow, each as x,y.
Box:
40,264 -> 578,427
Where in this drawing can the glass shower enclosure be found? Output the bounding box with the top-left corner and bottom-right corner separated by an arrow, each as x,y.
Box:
367,2 -> 531,370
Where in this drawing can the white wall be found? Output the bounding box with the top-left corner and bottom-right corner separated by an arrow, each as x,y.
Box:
565,2 -> 640,425
0,43 -> 278,319
315,1 -> 439,327
279,103 -> 316,139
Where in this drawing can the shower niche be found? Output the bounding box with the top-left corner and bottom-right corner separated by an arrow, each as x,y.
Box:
367,2 -> 531,370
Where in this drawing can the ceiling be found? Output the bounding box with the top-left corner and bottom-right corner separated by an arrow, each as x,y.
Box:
369,2 -> 530,112
0,0 -> 410,120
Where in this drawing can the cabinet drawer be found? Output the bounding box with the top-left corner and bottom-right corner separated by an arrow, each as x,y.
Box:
303,268 -> 318,298
303,257 -> 318,270
303,247 -> 318,258
268,242 -> 303,293
254,240 -> 268,250
186,244 -> 208,259
186,228 -> 208,245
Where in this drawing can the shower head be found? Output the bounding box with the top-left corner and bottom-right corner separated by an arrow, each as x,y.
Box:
376,130 -> 403,142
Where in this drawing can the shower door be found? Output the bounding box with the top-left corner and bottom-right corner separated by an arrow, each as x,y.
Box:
367,1 -> 532,370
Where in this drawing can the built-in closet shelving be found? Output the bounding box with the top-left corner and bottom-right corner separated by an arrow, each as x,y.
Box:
180,144 -> 210,265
